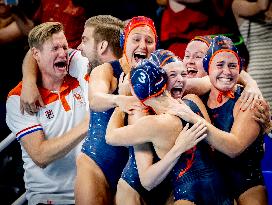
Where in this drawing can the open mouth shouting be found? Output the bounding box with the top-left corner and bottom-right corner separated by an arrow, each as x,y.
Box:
171,86 -> 184,99
54,60 -> 68,72
187,67 -> 198,78
134,52 -> 147,64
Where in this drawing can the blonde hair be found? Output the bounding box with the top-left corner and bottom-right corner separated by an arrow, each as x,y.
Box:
28,22 -> 64,49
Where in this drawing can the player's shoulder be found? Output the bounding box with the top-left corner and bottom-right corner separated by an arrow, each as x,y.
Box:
140,113 -> 179,128
183,94 -> 211,122
92,62 -> 114,73
7,82 -> 23,99
90,62 -> 116,82
183,94 -> 203,104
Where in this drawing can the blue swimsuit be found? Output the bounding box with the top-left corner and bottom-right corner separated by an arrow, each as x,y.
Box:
121,146 -> 172,204
81,60 -> 129,192
121,113 -> 172,204
121,99 -> 232,204
203,86 -> 264,199
169,99 -> 232,204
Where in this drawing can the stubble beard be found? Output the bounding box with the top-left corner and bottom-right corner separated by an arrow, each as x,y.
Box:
87,58 -> 102,74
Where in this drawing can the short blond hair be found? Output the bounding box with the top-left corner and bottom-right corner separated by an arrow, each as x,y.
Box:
28,22 -> 64,49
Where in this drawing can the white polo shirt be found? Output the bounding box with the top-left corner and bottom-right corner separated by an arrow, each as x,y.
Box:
6,50 -> 89,205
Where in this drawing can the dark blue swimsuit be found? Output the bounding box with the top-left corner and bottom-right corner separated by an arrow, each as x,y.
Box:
81,60 -> 129,192
121,99 -> 232,204
169,99 -> 232,204
202,86 -> 264,199
121,145 -> 172,204
121,114 -> 172,204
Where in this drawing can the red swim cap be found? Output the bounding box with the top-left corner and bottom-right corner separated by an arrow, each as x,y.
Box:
123,16 -> 157,49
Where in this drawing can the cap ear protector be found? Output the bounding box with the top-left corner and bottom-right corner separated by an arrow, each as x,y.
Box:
202,52 -> 210,73
203,35 -> 242,74
119,29 -> 125,49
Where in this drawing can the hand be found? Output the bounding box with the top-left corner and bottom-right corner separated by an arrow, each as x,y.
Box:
167,101 -> 197,123
118,72 -> 131,96
116,95 -> 144,115
252,99 -> 272,134
20,82 -> 45,115
174,121 -> 207,155
239,85 -> 263,111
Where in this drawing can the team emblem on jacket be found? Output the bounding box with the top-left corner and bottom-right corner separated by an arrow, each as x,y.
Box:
45,109 -> 54,119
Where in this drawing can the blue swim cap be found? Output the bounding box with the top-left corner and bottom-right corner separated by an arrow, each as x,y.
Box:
190,35 -> 212,47
203,35 -> 241,73
149,49 -> 181,67
130,59 -> 168,102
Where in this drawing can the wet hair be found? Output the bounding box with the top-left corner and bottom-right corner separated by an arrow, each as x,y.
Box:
28,22 -> 64,49
85,15 -> 125,58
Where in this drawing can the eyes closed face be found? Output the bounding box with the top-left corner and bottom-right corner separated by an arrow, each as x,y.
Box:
209,51 -> 240,92
183,40 -> 208,78
35,31 -> 68,81
125,25 -> 156,68
164,61 -> 188,99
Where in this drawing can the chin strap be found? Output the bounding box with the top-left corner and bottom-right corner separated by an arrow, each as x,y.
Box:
217,90 -> 235,103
